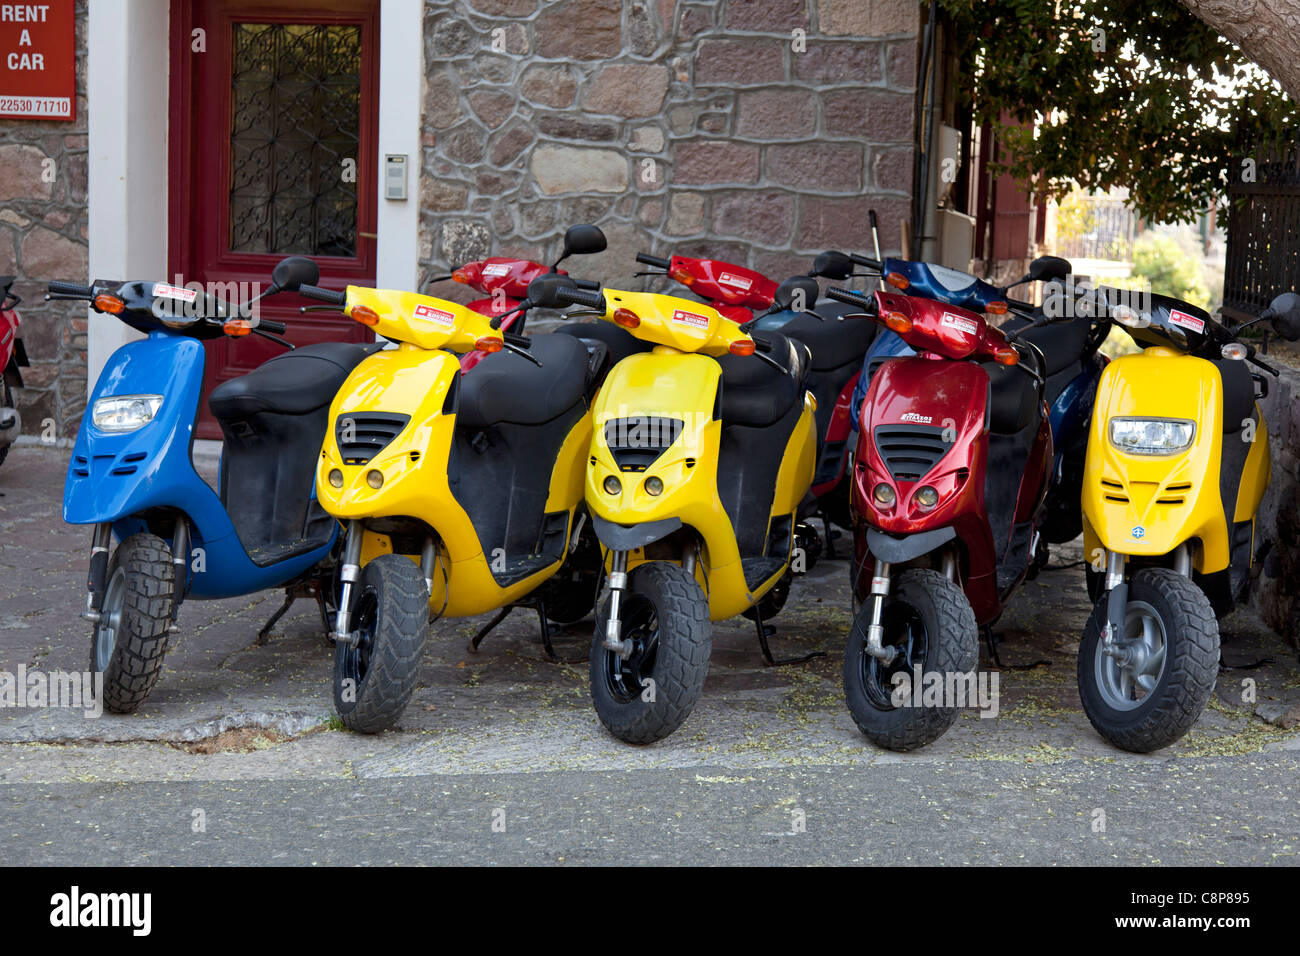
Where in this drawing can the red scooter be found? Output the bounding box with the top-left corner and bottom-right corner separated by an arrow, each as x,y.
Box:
0,276 -> 30,467
825,286 -> 1052,750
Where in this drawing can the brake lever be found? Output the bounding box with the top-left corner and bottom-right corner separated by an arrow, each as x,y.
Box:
1248,353 -> 1280,377
252,328 -> 295,350
299,305 -> 341,313
504,341 -> 542,367
633,271 -> 669,279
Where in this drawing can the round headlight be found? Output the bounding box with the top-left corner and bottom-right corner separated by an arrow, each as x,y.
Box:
603,475 -> 622,495
873,483 -> 896,506
645,476 -> 663,496
328,468 -> 344,488
914,485 -> 939,508
366,469 -> 384,489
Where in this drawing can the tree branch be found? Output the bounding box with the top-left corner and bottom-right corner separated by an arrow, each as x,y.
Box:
1178,0 -> 1300,100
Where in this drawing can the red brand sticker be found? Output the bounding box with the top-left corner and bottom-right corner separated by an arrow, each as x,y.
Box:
718,272 -> 752,291
1168,309 -> 1204,334
413,303 -> 455,326
671,309 -> 710,330
940,312 -> 978,336
153,284 -> 197,303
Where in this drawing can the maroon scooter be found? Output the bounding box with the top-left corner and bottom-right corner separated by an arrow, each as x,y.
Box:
824,286 -> 1053,750
0,276 -> 29,467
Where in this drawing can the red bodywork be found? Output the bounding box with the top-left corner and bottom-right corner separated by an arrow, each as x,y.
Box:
453,257 -> 563,371
663,256 -> 777,324
809,372 -> 860,498
0,301 -> 19,370
851,291 -> 1051,624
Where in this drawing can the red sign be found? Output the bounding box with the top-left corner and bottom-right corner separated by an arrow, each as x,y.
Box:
0,1 -> 75,121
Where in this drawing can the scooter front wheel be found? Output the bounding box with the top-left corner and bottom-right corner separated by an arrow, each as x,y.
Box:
590,562 -> 711,744
1077,567 -> 1218,753
333,554 -> 429,733
90,533 -> 176,713
842,569 -> 978,751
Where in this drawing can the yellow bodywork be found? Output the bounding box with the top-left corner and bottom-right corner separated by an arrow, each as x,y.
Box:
583,288 -> 816,620
1081,346 -> 1269,574
314,286 -> 590,617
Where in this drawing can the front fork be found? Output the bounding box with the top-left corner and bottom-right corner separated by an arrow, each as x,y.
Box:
863,560 -> 898,664
82,516 -> 188,629
602,549 -> 630,658
1098,544 -> 1189,659
334,520 -> 364,646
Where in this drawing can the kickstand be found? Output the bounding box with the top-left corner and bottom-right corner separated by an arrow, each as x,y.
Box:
753,602 -> 823,666
257,589 -> 296,645
532,601 -> 586,664
468,605 -> 512,653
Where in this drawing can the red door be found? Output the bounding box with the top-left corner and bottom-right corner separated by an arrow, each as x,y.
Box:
169,0 -> 379,439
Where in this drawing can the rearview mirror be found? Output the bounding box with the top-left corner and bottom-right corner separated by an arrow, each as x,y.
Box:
811,251 -> 853,281
1027,255 -> 1071,284
271,256 -> 320,293
560,224 -> 607,261
774,276 -> 820,312
1267,291 -> 1300,341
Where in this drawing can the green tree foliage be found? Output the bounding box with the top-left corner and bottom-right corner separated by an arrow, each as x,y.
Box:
936,0 -> 1297,223
1131,234 -> 1211,307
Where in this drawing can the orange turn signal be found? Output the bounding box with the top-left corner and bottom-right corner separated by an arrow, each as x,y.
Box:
475,336 -> 503,353
729,339 -> 756,357
884,311 -> 913,334
94,294 -> 125,314
351,305 -> 380,327
886,272 -> 910,291
986,301 -> 1008,315
993,345 -> 1020,365
222,319 -> 252,337
669,266 -> 694,286
451,268 -> 471,284
613,308 -> 640,329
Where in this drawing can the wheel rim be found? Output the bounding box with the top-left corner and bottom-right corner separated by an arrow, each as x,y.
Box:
93,567 -> 126,672
602,592 -> 659,704
1094,599 -> 1167,711
340,589 -> 378,689
859,601 -> 929,710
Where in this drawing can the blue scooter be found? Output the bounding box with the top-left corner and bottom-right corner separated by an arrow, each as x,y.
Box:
52,257 -> 377,713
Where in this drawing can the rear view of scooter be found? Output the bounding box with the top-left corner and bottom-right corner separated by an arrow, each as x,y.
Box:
1057,288 -> 1300,751
553,283 -> 817,744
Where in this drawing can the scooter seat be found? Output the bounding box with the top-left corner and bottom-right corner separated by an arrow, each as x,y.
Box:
555,320 -> 653,366
458,332 -> 588,428
1001,312 -> 1091,378
716,331 -> 810,428
209,342 -> 381,419
759,299 -> 876,371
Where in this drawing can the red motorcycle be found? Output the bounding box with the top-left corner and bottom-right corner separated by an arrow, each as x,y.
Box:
0,276 -> 30,467
825,285 -> 1052,750
636,250 -> 877,555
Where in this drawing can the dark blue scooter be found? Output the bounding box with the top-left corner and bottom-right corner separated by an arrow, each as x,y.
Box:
53,257 -> 377,713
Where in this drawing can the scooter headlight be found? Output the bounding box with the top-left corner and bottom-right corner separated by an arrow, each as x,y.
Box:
1108,417 -> 1195,456
92,394 -> 163,433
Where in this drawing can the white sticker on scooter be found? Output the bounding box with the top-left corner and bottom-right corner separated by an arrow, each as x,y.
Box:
900,412 -> 933,424
482,263 -> 511,277
154,283 -> 197,303
718,271 -> 753,291
940,312 -> 979,336
1131,526 -> 1146,539
671,309 -> 710,330
1168,309 -> 1204,334
413,303 -> 455,327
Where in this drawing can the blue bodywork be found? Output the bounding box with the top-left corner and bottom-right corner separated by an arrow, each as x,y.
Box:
64,331 -> 335,600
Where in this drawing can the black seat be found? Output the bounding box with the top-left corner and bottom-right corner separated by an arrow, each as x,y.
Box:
555,320 -> 653,366
982,359 -> 1042,435
759,299 -> 876,371
715,331 -> 809,428
209,342 -> 381,420
1000,313 -> 1091,378
458,332 -> 588,429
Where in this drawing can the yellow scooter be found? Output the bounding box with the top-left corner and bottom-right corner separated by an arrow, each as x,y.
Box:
1024,287 -> 1300,751
553,284 -> 818,743
297,267 -> 609,732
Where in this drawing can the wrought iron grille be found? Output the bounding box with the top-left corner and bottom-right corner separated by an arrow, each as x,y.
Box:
1223,129 -> 1300,321
228,23 -> 362,258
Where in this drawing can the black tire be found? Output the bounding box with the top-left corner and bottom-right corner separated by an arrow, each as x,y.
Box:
90,533 -> 175,713
0,382 -> 13,468
1077,567 -> 1219,753
334,554 -> 429,733
842,569 -> 978,751
742,570 -> 790,623
589,561 -> 711,744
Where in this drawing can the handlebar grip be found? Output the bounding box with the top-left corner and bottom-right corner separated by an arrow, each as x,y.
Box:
258,319 -> 288,335
297,284 -> 346,306
572,277 -> 602,290
48,280 -> 93,297
556,286 -> 605,310
849,254 -> 882,271
825,286 -> 875,309
752,333 -> 773,353
636,252 -> 670,270
504,333 -> 531,349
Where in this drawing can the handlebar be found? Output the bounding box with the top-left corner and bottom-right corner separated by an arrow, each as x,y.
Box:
636,252 -> 670,270
572,277 -> 602,290
849,253 -> 882,271
48,280 -> 93,298
825,286 -> 876,310
297,284 -> 347,306
258,319 -> 288,335
555,286 -> 606,310
504,333 -> 531,350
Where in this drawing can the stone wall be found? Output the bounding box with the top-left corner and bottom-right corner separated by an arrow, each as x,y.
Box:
418,0 -> 920,305
0,1 -> 89,440
1250,361 -> 1300,651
